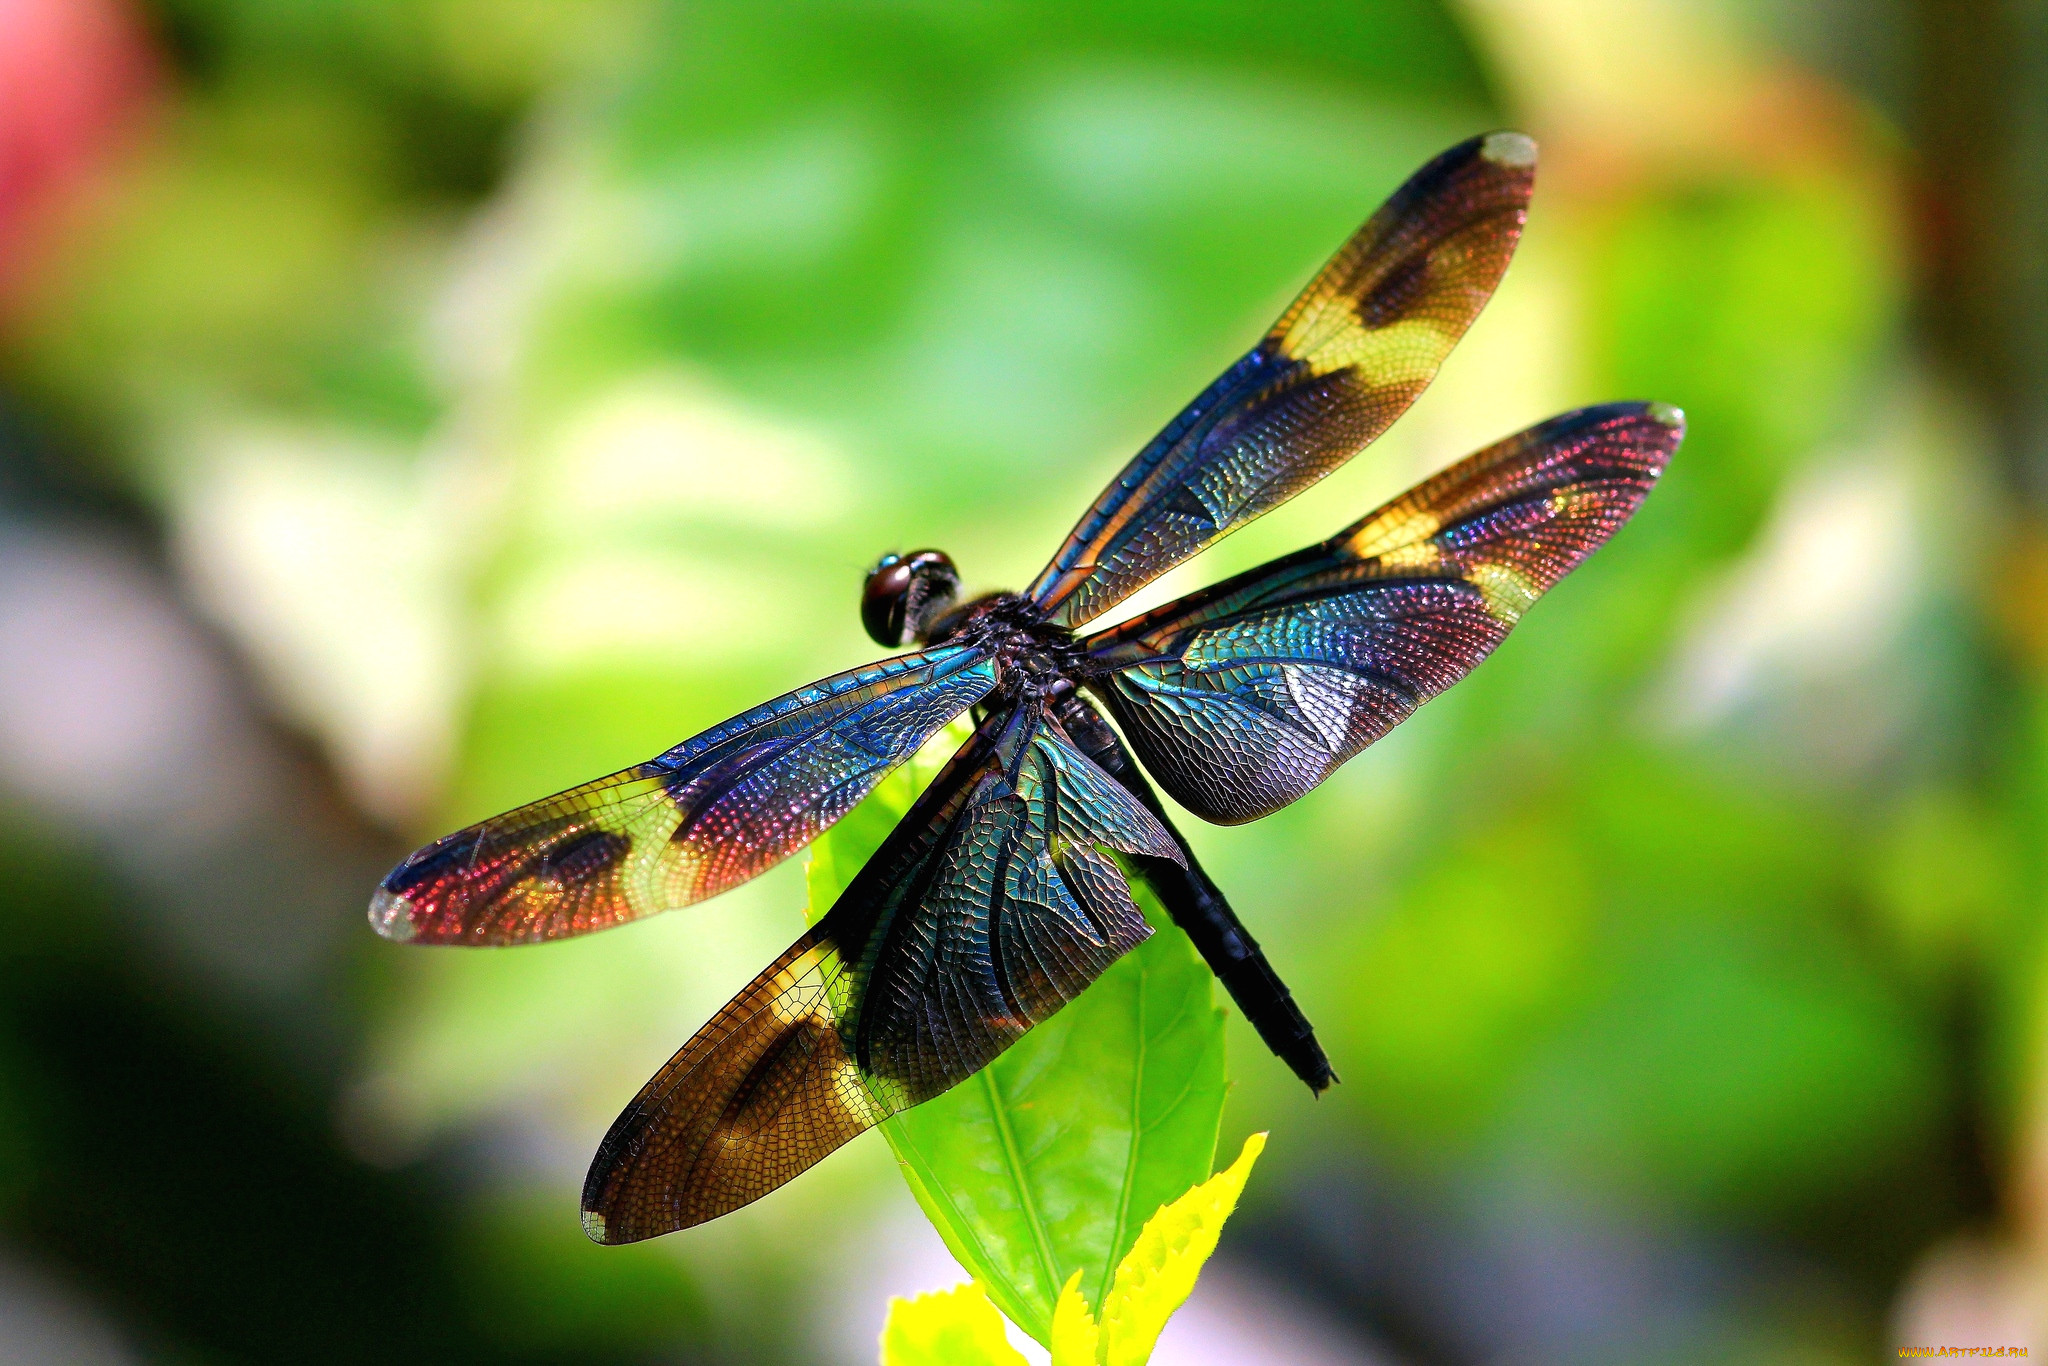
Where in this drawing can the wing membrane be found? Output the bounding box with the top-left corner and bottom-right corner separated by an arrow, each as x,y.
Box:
369,646 -> 997,944
580,705 -> 1180,1241
1026,131 -> 1538,628
1086,402 -> 1683,824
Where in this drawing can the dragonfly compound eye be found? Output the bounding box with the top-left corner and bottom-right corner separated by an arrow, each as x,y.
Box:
862,549 -> 959,647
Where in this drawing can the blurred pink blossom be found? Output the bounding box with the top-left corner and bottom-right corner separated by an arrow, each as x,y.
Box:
0,0 -> 158,303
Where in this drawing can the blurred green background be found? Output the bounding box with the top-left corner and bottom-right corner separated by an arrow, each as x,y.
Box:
0,0 -> 2042,1361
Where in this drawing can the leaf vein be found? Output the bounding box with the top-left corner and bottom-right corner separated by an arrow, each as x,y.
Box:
983,1066 -> 1062,1303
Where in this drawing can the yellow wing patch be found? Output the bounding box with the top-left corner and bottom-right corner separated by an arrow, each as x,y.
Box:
1374,540 -> 1443,571
1282,311 -> 1457,385
1344,503 -> 1442,558
1468,560 -> 1543,621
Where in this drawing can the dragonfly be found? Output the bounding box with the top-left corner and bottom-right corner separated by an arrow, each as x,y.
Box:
370,131 -> 1682,1244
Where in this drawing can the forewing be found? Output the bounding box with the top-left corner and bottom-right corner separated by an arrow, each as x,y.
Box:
580,707 -> 1180,1241
1086,402 -> 1683,824
1027,131 -> 1537,628
370,646 -> 997,945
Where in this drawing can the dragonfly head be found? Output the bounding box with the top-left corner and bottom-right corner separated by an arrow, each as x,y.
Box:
862,549 -> 960,648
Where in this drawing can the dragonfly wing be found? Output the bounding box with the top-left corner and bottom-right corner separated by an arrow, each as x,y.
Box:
1086,402 -> 1682,824
1027,131 -> 1538,628
578,921 -> 878,1242
580,705 -> 1179,1241
370,646 -> 998,945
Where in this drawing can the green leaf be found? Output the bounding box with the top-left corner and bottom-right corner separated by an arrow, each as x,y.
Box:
804,721 -> 1228,1348
877,1282 -> 1028,1366
1097,1131 -> 1266,1366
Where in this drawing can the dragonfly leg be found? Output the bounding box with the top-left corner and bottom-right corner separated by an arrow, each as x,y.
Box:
1055,693 -> 1338,1095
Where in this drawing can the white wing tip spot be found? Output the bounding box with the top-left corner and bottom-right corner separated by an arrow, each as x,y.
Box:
367,886 -> 418,942
1647,402 -> 1686,432
1481,131 -> 1538,169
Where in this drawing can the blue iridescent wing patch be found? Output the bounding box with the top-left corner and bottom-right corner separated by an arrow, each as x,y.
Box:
1085,403 -> 1683,825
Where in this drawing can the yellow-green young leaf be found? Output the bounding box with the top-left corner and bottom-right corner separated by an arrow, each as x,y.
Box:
1096,1132 -> 1268,1366
1048,1270 -> 1100,1366
878,1282 -> 1028,1366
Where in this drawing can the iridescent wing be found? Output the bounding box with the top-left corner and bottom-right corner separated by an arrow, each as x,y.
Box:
1084,402 -> 1683,824
369,647 -> 998,945
1026,130 -> 1538,628
580,704 -> 1181,1241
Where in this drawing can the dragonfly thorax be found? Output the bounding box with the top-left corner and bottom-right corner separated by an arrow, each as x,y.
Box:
929,592 -> 1084,705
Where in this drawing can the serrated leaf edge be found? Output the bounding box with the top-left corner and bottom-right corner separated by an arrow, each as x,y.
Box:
1049,1269 -> 1102,1366
1095,1131 -> 1267,1366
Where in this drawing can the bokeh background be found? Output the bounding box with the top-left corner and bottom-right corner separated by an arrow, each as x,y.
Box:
0,0 -> 2042,1361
